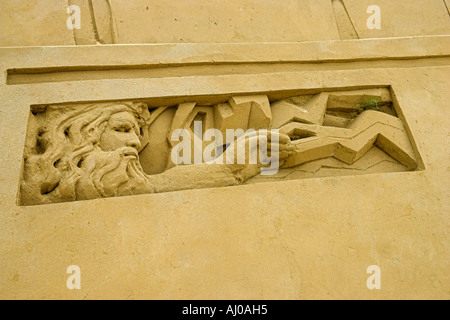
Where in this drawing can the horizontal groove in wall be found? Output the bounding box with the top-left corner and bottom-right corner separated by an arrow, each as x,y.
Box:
7,56 -> 450,85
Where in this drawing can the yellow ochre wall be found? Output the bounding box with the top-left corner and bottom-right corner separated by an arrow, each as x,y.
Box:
0,0 -> 449,299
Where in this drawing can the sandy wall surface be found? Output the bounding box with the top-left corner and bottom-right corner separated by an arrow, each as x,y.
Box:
0,36 -> 449,299
1,0 -> 449,46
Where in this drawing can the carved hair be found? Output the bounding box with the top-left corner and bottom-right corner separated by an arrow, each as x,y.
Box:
21,102 -> 150,205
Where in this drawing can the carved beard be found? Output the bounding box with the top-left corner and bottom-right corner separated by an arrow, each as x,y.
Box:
75,147 -> 151,200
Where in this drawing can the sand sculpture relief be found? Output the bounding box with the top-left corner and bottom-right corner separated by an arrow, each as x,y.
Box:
19,87 -> 419,206
2,0 -> 448,302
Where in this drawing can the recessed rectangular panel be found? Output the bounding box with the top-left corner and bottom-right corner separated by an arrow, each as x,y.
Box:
19,86 -> 422,206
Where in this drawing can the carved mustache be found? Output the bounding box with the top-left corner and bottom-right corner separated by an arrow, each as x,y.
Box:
116,147 -> 139,159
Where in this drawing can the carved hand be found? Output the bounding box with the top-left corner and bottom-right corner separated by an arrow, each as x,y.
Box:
223,130 -> 294,181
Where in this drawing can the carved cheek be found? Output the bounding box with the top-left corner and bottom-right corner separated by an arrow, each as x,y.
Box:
99,128 -> 123,151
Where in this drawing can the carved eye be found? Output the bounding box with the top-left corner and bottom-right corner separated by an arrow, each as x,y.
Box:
114,125 -> 131,133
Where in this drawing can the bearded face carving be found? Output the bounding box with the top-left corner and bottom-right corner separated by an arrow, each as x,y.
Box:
20,103 -> 152,205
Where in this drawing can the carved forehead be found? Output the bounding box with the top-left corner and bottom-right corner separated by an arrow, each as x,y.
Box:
105,103 -> 150,127
107,111 -> 139,125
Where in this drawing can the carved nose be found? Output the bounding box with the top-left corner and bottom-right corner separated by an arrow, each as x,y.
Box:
127,137 -> 141,150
